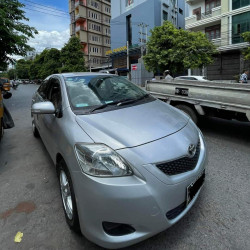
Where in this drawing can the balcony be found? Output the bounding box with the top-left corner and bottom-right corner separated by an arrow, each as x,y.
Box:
75,25 -> 87,33
76,29 -> 88,43
185,6 -> 221,28
75,0 -> 86,8
186,0 -> 200,4
75,12 -> 86,22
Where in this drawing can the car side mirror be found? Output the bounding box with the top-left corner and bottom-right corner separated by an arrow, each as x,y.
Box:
31,102 -> 55,114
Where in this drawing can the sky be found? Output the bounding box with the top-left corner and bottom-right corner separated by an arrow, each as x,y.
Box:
18,0 -> 70,57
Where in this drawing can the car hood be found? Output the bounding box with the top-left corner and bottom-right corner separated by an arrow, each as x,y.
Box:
76,100 -> 189,150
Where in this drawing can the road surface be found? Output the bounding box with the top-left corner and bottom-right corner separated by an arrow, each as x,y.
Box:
0,84 -> 249,249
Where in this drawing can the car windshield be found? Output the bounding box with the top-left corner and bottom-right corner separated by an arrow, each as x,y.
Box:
64,75 -> 150,113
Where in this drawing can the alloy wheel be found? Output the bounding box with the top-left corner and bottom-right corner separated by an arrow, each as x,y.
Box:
60,170 -> 73,220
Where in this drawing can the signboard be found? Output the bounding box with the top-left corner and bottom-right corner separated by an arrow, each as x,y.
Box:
132,65 -> 137,71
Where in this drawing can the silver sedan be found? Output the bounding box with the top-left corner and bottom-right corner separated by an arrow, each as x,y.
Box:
31,73 -> 207,249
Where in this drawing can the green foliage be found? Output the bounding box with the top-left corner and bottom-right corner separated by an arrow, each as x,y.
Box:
8,69 -> 17,79
0,0 -> 38,68
29,49 -> 61,79
242,32 -> 250,61
144,21 -> 218,74
60,37 -> 86,72
16,59 -> 31,79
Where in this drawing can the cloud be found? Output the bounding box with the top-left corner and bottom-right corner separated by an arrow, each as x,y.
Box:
28,29 -> 70,52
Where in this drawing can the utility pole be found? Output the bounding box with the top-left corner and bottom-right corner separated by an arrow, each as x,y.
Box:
89,52 -> 92,72
145,24 -> 149,54
127,41 -> 130,80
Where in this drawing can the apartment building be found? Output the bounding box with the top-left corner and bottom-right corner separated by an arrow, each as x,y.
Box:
69,0 -> 111,69
186,0 -> 250,80
111,0 -> 186,50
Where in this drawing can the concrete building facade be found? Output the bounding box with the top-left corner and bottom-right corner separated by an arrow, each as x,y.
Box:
69,0 -> 111,69
110,0 -> 187,50
185,0 -> 250,80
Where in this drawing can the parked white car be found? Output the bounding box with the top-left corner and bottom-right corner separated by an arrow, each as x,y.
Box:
175,76 -> 209,81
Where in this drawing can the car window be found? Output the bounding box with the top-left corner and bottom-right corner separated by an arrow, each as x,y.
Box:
46,77 -> 62,110
37,79 -> 50,99
64,75 -> 150,112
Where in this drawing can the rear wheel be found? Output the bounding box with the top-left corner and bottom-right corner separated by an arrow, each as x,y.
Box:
175,104 -> 198,124
32,120 -> 40,138
57,159 -> 80,233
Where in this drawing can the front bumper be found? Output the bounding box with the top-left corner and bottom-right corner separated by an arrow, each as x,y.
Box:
71,123 -> 207,249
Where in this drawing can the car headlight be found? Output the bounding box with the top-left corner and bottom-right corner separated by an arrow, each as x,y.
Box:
74,143 -> 133,177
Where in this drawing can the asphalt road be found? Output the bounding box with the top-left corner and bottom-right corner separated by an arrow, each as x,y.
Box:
0,84 -> 250,250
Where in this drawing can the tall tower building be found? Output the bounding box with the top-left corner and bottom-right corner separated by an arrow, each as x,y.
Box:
69,0 -> 111,69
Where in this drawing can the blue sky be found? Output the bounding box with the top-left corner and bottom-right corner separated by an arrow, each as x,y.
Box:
18,0 -> 70,55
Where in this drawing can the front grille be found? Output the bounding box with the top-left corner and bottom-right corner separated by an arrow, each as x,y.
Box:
166,202 -> 186,220
156,140 -> 200,176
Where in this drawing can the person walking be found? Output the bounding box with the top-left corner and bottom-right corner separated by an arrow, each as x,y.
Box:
240,70 -> 249,83
164,70 -> 173,80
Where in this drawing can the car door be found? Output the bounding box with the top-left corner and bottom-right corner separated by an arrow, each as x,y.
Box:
39,77 -> 63,160
32,78 -> 50,138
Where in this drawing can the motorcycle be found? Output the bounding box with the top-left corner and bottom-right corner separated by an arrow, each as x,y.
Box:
0,79 -> 14,141
12,81 -> 19,90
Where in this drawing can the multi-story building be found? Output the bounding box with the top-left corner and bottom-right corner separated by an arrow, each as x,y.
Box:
69,0 -> 111,69
111,0 -> 186,50
108,0 -> 186,74
185,0 -> 250,80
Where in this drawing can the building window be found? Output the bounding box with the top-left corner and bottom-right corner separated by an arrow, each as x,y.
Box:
232,11 -> 250,44
163,10 -> 168,21
126,0 -> 134,7
179,8 -> 183,15
193,7 -> 201,20
205,0 -> 221,14
232,0 -> 250,10
205,25 -> 221,40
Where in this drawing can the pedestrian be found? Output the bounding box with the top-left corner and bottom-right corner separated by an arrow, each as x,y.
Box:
164,70 -> 173,80
240,70 -> 249,83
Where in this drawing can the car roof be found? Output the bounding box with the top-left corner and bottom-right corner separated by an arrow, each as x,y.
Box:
54,72 -> 112,78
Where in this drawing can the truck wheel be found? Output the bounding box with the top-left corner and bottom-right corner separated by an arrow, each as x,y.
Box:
0,118 -> 3,141
175,105 -> 198,124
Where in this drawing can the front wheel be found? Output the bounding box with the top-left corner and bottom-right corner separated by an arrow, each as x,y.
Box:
57,160 -> 80,233
175,104 -> 198,124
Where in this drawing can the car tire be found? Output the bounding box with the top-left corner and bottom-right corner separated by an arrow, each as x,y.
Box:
0,118 -> 4,141
175,105 -> 198,124
32,120 -> 40,138
57,159 -> 80,233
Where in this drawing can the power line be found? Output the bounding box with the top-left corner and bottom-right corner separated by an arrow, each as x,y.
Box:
23,7 -> 69,19
22,0 -> 68,14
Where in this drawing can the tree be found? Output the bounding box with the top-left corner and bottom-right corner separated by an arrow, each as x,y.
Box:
242,32 -> 250,61
60,37 -> 86,72
8,69 -> 17,79
0,0 -> 37,69
144,21 -> 217,75
16,59 -> 31,79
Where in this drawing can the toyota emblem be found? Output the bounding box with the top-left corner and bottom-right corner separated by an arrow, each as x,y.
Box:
188,144 -> 196,157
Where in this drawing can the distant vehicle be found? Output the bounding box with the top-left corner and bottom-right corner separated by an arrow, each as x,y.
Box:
175,76 -> 209,82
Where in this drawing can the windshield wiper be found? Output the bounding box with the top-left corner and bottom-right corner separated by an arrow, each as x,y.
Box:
88,102 -> 117,113
117,94 -> 150,106
88,94 -> 150,113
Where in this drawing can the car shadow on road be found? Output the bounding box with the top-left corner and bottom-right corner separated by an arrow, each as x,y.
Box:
198,117 -> 250,143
